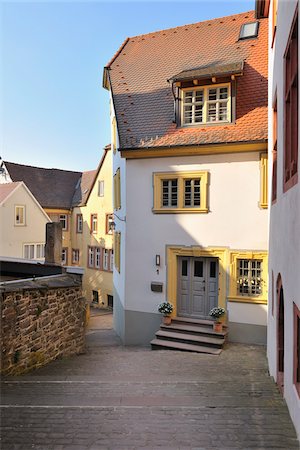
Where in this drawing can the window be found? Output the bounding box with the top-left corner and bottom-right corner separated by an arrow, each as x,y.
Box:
272,98 -> 278,202
59,214 -> 68,231
88,246 -> 94,268
112,117 -> 117,154
153,171 -> 209,213
106,214 -> 114,234
24,244 -> 34,259
103,249 -> 109,270
113,168 -> 121,210
72,249 -> 80,264
98,180 -> 104,197
272,0 -> 278,45
36,244 -> 45,259
294,303 -> 300,397
23,243 -> 45,260
109,249 -> 114,272
229,251 -> 268,304
260,153 -> 268,209
62,248 -> 68,265
92,290 -> 99,304
182,84 -> 230,125
15,206 -> 25,226
114,232 -> 121,273
88,246 -> 107,270
95,247 -> 101,269
237,259 -> 262,296
284,11 -> 298,192
76,214 -> 83,233
91,214 -> 98,234
239,22 -> 259,40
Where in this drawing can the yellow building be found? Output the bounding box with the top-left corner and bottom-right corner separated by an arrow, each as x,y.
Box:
71,146 -> 113,307
2,149 -> 113,308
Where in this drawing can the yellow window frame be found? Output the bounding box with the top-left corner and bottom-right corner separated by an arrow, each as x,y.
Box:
260,153 -> 268,209
113,168 -> 121,210
114,231 -> 121,273
229,250 -> 268,304
153,171 -> 209,214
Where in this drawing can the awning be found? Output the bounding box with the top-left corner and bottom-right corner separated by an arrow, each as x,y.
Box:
169,61 -> 244,83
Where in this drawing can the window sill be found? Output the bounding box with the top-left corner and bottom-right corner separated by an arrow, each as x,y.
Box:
152,208 -> 209,214
283,172 -> 298,193
228,296 -> 267,305
180,121 -> 232,129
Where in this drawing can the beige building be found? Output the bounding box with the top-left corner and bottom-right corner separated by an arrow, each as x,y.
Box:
71,146 -> 113,307
0,182 -> 50,259
1,150 -> 113,308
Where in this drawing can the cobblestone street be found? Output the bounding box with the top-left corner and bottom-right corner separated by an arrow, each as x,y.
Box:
1,311 -> 299,450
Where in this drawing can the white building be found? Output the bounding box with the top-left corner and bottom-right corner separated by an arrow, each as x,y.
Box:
0,182 -> 50,260
104,11 -> 269,346
256,0 -> 300,438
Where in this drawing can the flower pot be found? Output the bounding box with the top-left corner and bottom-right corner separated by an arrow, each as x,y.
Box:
162,315 -> 172,325
213,321 -> 223,333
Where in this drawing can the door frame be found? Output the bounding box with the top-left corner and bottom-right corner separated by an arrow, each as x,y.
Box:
277,274 -> 284,394
166,245 -> 227,318
177,256 -> 219,319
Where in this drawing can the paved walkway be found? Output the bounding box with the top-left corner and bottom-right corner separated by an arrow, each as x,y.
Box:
1,311 -> 299,450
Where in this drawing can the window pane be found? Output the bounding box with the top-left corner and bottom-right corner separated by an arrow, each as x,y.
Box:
208,104 -> 217,122
194,260 -> 203,277
195,90 -> 204,102
219,102 -> 228,121
219,87 -> 228,99
210,261 -> 216,278
182,260 -> 188,277
184,91 -> 193,103
209,89 -> 217,101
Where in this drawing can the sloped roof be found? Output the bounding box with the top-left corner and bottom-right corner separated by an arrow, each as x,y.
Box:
170,61 -> 244,83
72,169 -> 97,207
0,182 -> 20,205
105,10 -> 268,150
5,162 -> 82,209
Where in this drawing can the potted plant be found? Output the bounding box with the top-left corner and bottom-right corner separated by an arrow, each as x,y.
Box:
209,307 -> 226,332
158,301 -> 174,325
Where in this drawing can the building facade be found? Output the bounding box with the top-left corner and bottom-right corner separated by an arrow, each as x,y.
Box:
104,11 -> 269,345
257,0 -> 300,438
0,182 -> 50,260
71,146 -> 113,307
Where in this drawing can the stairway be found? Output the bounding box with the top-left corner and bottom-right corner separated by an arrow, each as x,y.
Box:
150,316 -> 227,355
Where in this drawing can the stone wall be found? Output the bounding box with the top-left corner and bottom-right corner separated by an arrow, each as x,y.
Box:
0,274 -> 86,375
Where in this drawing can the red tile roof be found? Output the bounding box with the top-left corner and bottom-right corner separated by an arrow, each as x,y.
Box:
105,11 -> 268,150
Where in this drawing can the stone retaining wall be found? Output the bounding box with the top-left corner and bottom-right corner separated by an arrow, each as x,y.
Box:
0,274 -> 86,375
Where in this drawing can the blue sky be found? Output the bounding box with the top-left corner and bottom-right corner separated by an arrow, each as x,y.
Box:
1,0 -> 254,172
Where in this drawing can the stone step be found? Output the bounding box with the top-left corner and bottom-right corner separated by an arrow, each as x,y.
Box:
150,338 -> 222,355
160,322 -> 227,338
172,316 -> 215,327
155,330 -> 225,348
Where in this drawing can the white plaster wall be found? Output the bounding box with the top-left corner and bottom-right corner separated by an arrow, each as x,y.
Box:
110,100 -> 126,309
228,302 -> 267,326
267,0 -> 300,437
125,152 -> 268,316
0,184 -> 49,258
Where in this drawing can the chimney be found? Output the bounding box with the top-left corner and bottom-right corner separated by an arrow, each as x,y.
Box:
45,222 -> 63,265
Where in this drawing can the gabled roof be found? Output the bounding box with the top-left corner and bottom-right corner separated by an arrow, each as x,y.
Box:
104,10 -> 268,150
72,170 -> 97,207
0,182 -> 21,205
0,181 -> 51,221
5,162 -> 82,209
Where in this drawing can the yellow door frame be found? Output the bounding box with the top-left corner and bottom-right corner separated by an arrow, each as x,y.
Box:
166,245 -> 228,317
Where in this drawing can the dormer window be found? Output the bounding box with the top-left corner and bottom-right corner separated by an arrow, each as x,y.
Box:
239,22 -> 259,40
182,84 -> 231,126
